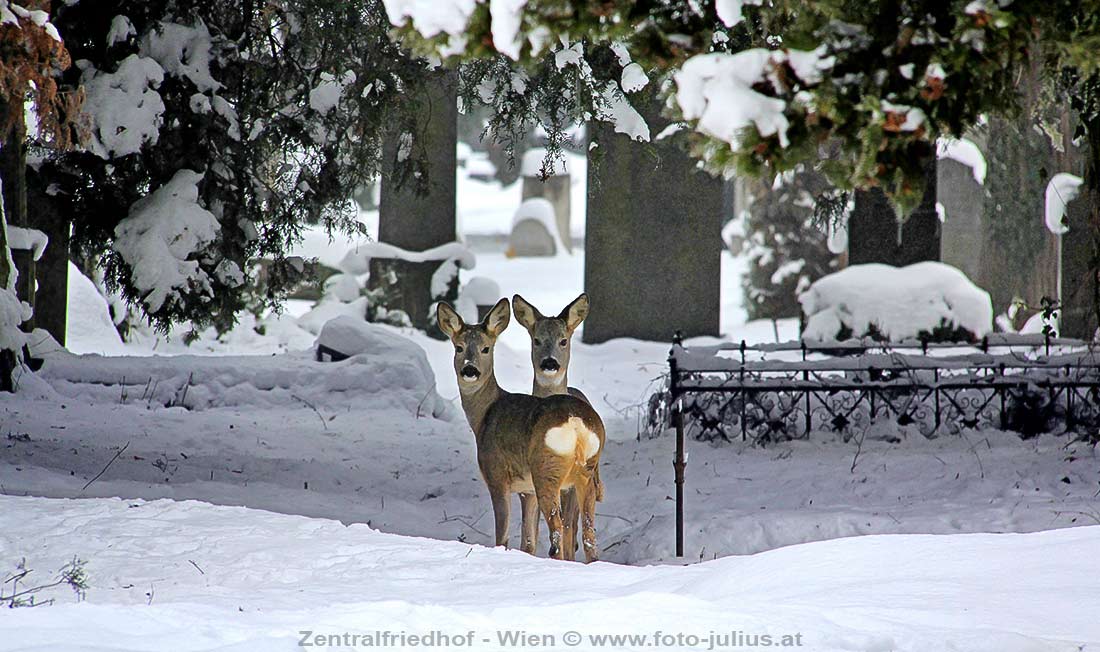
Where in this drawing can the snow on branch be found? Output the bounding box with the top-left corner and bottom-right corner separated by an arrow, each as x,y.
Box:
112,170 -> 221,314
675,48 -> 832,149
79,54 -> 165,159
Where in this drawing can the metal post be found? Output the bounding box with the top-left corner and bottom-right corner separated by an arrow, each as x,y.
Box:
670,331 -> 686,557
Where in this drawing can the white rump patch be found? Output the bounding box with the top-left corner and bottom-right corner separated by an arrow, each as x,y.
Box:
544,417 -> 601,460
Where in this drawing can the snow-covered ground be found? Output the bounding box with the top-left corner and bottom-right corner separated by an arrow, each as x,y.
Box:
2,494 -> 1098,651
3,155 -> 1099,650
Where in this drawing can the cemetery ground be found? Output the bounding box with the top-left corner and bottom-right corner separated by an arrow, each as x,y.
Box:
2,167 -> 1100,649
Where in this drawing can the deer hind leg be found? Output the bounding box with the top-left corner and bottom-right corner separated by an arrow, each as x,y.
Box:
489,486 -> 511,548
560,487 -> 579,561
519,492 -> 539,555
578,473 -> 599,563
535,481 -> 565,560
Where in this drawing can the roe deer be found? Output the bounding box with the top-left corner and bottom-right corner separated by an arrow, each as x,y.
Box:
512,293 -> 604,561
437,298 -> 605,561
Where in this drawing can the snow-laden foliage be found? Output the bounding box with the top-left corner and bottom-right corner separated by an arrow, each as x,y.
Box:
384,0 -> 1100,217
800,262 -> 994,342
111,169 -> 223,315
78,54 -> 164,159
737,169 -> 838,321
39,0 -> 430,333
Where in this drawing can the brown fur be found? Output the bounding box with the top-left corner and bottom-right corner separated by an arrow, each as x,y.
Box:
438,298 -> 606,561
512,292 -> 605,561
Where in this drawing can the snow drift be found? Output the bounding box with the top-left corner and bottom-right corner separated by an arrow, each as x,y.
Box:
799,262 -> 993,341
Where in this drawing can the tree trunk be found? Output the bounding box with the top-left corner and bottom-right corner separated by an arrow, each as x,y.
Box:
848,158 -> 940,266
1,115 -> 26,391
373,67 -> 458,331
27,168 -> 68,344
583,90 -> 724,344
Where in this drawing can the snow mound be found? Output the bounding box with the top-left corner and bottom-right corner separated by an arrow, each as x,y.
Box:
65,261 -> 127,356
34,331 -> 449,418
800,262 -> 993,341
112,169 -> 220,314
0,495 -> 1097,651
297,297 -> 368,335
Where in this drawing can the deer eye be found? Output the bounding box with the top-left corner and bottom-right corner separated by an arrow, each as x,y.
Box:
455,345 -> 464,353
481,346 -> 489,354
534,338 -> 541,346
559,339 -> 567,347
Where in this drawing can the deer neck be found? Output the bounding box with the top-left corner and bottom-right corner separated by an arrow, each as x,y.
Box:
532,371 -> 569,397
459,373 -> 503,438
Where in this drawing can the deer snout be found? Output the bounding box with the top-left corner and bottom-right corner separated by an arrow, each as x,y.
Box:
460,364 -> 481,381
539,358 -> 561,373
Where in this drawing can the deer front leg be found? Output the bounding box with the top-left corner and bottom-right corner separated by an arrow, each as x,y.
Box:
560,487 -> 579,561
489,485 -> 511,548
519,492 -> 539,555
535,482 -> 565,560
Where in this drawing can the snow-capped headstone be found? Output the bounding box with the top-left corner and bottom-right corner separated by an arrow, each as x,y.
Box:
373,68 -> 458,331
508,197 -> 559,257
584,89 -> 723,343
938,154 -> 985,284
520,148 -> 572,253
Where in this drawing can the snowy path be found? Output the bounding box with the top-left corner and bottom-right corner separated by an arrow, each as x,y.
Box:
0,495 -> 1097,651
2,342 -> 1098,565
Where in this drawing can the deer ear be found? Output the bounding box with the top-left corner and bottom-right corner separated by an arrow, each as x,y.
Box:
559,293 -> 589,333
483,297 -> 511,338
436,302 -> 464,339
511,294 -> 542,332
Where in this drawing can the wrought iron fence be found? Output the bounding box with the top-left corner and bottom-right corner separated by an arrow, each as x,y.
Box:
660,332 -> 1100,556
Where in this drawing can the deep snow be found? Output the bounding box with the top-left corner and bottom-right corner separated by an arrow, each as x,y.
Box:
2,141 -> 1099,651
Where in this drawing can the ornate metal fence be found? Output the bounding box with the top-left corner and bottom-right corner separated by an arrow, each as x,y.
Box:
662,332 -> 1100,556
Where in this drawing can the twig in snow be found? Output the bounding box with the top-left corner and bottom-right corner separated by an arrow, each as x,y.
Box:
850,429 -> 866,473
415,383 -> 437,419
960,432 -> 986,479
439,511 -> 490,538
1053,510 -> 1100,526
188,560 -> 205,575
81,442 -> 130,492
595,512 -> 635,525
292,394 -> 328,430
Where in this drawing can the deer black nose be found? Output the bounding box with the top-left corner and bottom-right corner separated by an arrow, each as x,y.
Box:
461,365 -> 481,379
539,358 -> 561,372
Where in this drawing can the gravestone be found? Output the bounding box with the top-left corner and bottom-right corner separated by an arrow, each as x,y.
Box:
508,197 -> 558,257
1061,191 -> 1098,339
583,92 -> 723,344
849,158 -> 940,266
372,67 -> 458,330
520,148 -> 572,253
937,157 -> 985,284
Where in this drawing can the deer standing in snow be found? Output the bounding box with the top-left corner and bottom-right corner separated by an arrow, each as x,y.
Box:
511,293 -> 604,561
437,298 -> 605,561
